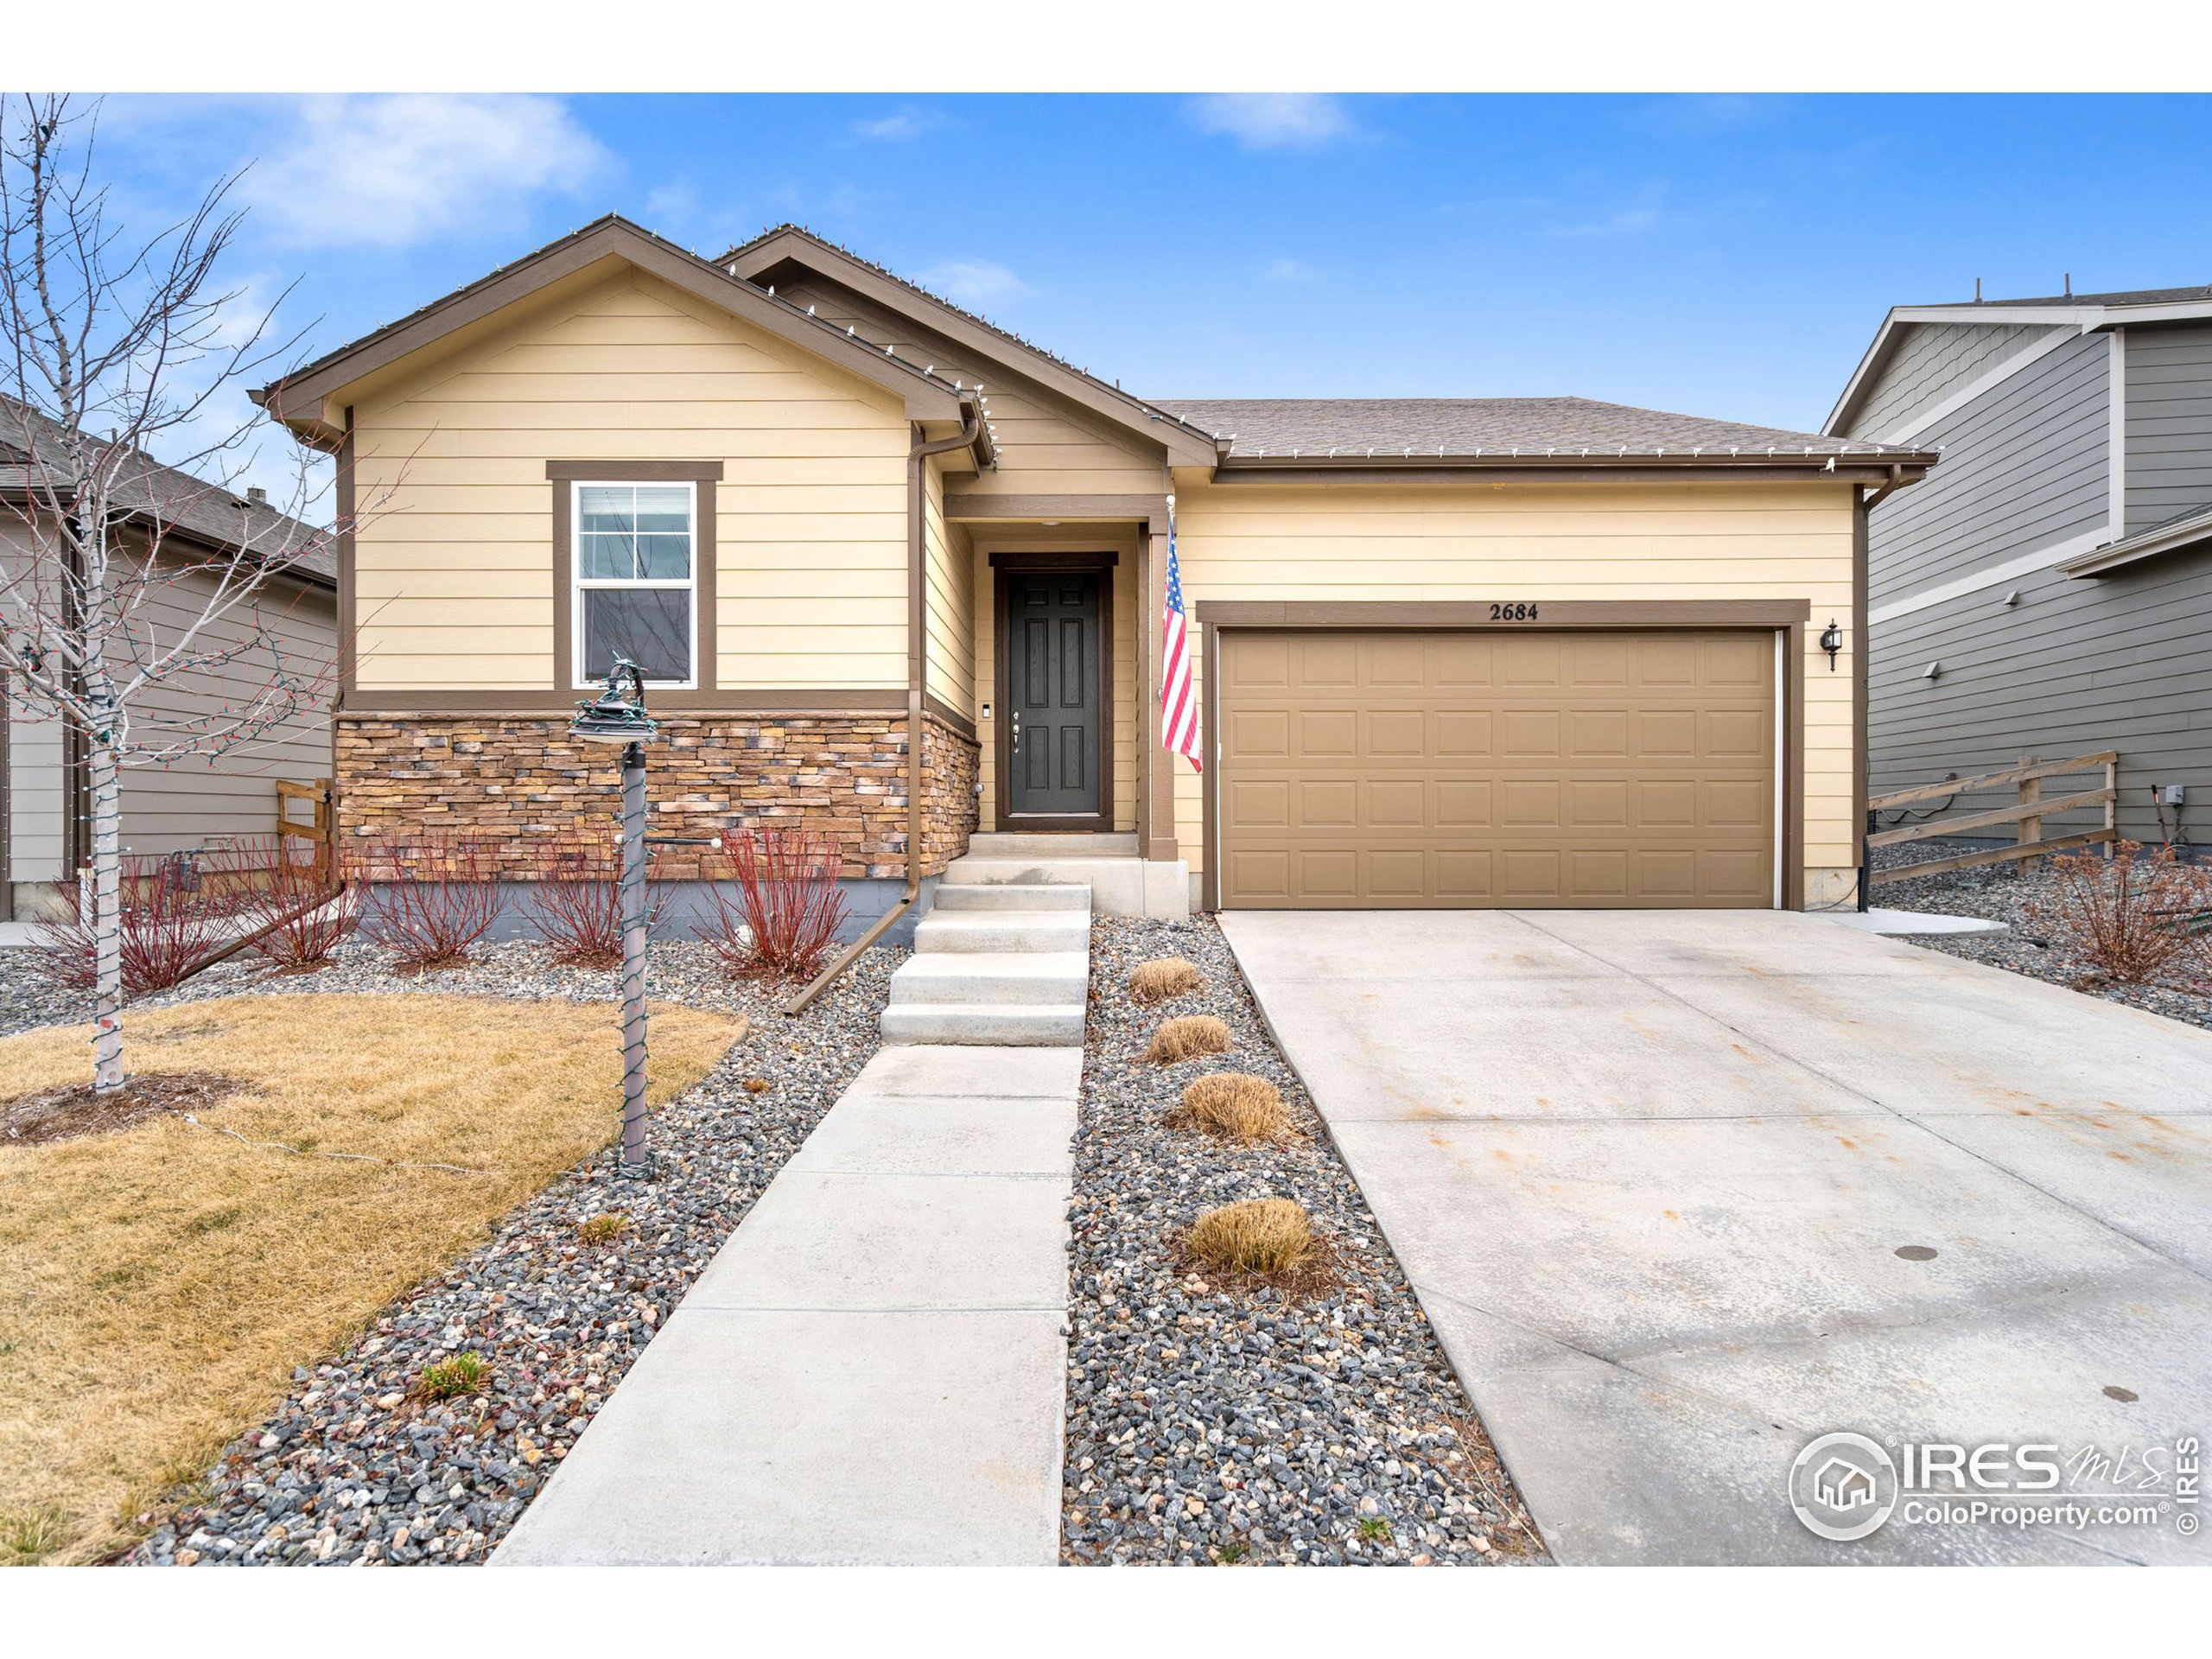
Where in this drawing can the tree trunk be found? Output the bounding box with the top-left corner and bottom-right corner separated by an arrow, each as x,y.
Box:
87,733 -> 124,1091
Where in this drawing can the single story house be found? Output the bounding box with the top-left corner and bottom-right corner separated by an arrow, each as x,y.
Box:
1827,283 -> 2212,850
253,217 -> 1933,927
1,401 -> 337,920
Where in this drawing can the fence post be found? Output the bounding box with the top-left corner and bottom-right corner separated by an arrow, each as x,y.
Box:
2017,753 -> 2043,874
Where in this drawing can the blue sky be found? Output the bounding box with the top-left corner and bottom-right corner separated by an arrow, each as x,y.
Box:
76,92 -> 2212,491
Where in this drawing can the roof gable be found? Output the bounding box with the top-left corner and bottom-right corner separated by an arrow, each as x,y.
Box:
721,225 -> 1219,468
256,216 -> 973,449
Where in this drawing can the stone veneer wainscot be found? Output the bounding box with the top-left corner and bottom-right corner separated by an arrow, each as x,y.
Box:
334,711 -> 979,880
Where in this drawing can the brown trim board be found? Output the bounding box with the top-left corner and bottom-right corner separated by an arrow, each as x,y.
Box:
550,461 -> 721,699
951,493 -> 1168,524
337,690 -> 907,718
1852,490 -> 1871,907
1198,600 -> 1812,913
991,550 -> 1116,834
922,694 -> 978,745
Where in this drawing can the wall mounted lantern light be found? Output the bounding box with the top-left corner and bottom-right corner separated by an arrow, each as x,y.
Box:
1819,620 -> 1843,671
569,656 -> 660,1176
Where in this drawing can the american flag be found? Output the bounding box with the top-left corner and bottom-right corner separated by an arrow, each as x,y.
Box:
1160,496 -> 1201,771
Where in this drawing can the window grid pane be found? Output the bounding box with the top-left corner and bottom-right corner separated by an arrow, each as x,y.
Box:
574,480 -> 696,683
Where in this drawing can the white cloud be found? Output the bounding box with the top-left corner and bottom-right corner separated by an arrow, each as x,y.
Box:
854,106 -> 944,142
915,259 -> 1029,309
1262,257 -> 1325,283
1188,93 -> 1354,151
244,95 -> 610,249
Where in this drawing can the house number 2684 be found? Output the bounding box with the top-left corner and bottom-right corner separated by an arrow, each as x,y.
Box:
1488,602 -> 1540,621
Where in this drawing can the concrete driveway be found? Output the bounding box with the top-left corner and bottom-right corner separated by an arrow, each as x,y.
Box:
1219,909 -> 2212,1566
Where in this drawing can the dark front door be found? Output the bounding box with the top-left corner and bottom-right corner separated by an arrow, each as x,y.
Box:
1006,569 -> 1103,823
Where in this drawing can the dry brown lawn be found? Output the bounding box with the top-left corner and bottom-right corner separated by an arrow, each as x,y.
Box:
0,993 -> 743,1566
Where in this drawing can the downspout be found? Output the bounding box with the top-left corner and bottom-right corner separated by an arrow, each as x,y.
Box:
784,404 -> 982,1015
1854,461 -> 1919,911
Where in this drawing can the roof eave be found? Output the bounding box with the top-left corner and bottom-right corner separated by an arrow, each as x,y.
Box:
1214,450 -> 1934,484
2056,507 -> 2212,577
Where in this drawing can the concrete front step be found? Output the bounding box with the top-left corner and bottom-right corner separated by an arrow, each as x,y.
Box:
887,950 -> 1088,1007
879,1003 -> 1086,1046
930,882 -> 1091,913
941,856 -> 1188,920
912,909 -> 1090,956
967,831 -> 1137,857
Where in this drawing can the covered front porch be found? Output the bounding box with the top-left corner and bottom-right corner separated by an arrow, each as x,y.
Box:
944,495 -> 1188,918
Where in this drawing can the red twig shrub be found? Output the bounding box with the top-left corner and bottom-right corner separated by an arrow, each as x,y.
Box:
32,845 -> 257,996
358,832 -> 502,971
702,827 -> 850,981
244,835 -> 360,972
2026,839 -> 2212,984
520,831 -> 672,968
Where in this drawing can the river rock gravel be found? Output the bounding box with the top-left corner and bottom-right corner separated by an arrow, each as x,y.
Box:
119,939 -> 897,1567
1063,917 -> 1546,1567
1871,843 -> 2212,1033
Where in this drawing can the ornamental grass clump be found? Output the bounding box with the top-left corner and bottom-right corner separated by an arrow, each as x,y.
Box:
415,1351 -> 490,1402
575,1212 -> 628,1246
1169,1071 -> 1292,1142
1129,957 -> 1204,1007
1185,1198 -> 1314,1279
1145,1014 -> 1233,1065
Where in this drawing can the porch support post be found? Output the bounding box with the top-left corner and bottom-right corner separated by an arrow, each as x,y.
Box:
1141,517 -> 1179,861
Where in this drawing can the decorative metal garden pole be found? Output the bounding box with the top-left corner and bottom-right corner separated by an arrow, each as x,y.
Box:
569,658 -> 659,1175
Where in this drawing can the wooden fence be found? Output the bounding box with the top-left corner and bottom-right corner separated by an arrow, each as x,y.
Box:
1867,751 -> 2117,885
276,776 -> 334,874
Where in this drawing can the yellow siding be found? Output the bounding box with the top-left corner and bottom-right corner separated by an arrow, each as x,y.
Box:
349,268 -> 912,692
1168,480 -> 1861,890
922,454 -> 975,715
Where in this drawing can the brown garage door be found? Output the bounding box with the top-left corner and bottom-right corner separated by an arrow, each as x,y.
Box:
1217,629 -> 1777,908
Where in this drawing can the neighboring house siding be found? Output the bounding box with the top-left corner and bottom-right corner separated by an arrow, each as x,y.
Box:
1868,547 -> 2212,846
1859,330 -> 2110,610
5,702 -> 65,884
1169,480 -> 1860,886
772,277 -> 1170,499
118,563 -> 336,855
2125,322 -> 2212,534
1852,321 -> 2057,439
0,539 -> 334,887
349,269 -> 912,693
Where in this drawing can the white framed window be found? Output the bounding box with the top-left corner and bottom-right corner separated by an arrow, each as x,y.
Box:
571,480 -> 697,689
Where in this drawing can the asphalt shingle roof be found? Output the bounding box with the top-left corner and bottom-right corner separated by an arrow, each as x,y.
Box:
1964,283 -> 2212,308
1154,397 -> 1916,458
0,399 -> 331,582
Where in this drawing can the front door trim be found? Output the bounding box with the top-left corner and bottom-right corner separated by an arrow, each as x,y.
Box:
990,549 -> 1117,832
1195,599 -> 1810,913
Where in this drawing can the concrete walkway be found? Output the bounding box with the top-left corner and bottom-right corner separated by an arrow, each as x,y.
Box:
493,1043 -> 1078,1566
1221,909 -> 2212,1567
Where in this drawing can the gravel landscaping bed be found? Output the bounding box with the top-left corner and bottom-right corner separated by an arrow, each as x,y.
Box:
115,939 -> 896,1567
0,948 -> 91,1039
1063,917 -> 1545,1567
1872,843 -> 2212,1033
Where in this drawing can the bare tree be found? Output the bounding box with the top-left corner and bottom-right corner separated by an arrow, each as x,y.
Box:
0,94 -> 346,1090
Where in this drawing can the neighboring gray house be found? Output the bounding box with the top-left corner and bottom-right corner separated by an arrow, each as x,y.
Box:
1,404 -> 337,919
1827,283 -> 2212,849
